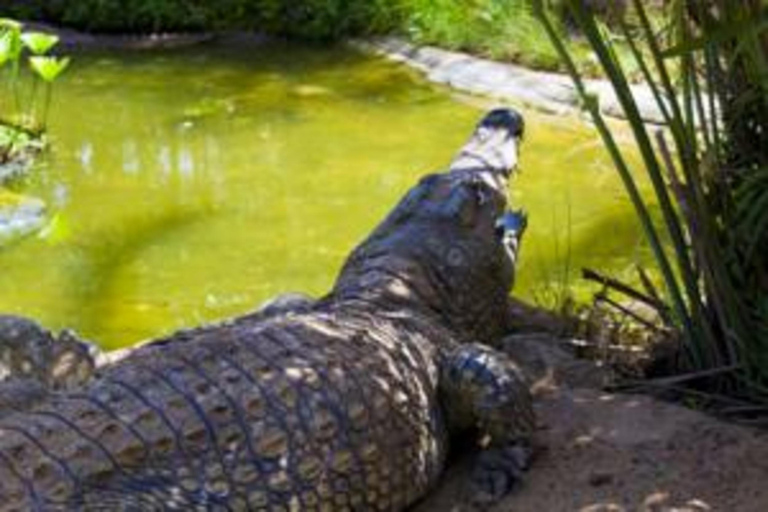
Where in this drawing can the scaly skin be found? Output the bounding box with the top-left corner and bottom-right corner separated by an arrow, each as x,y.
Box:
0,316 -> 96,418
0,109 -> 534,511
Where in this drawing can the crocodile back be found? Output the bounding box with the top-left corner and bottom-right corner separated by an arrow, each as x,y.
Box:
0,308 -> 449,511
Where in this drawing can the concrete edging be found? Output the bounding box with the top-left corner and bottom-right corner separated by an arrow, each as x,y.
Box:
352,37 -> 667,124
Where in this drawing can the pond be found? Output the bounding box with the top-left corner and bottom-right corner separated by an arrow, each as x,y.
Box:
0,39 -> 653,349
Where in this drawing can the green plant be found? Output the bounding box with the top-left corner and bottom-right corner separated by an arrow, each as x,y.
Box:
533,0 -> 768,403
0,18 -> 24,116
402,0 -> 564,70
21,32 -> 59,55
0,19 -> 70,134
29,55 -> 70,127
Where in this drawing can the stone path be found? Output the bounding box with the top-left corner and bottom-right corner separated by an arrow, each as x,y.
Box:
353,37 -> 667,124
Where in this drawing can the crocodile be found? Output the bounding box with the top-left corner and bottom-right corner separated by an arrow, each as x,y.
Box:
0,108 -> 534,511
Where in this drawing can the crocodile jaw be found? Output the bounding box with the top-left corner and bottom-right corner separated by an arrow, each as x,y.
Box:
448,107 -> 524,198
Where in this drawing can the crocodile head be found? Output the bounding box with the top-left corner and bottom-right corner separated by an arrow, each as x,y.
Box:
334,108 -> 526,343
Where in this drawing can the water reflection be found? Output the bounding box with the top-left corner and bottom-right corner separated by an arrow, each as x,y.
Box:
75,126 -> 226,190
79,141 -> 93,173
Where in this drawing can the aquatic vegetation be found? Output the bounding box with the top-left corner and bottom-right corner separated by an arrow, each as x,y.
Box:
0,18 -> 70,135
28,55 -> 70,128
535,0 -> 768,404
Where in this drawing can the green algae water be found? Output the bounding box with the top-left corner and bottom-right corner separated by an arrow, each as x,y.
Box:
0,40 -> 652,349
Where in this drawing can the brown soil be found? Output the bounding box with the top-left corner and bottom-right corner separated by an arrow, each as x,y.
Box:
416,335 -> 768,512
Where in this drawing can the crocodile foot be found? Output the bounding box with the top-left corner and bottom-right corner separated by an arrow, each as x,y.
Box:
469,441 -> 533,509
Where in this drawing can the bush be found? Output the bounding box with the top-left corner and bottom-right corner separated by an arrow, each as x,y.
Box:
402,0 -> 563,70
0,0 -> 407,39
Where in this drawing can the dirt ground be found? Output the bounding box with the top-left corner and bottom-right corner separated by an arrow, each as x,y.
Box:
416,336 -> 768,512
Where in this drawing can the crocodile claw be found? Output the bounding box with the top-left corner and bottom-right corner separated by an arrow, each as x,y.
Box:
469,441 -> 533,509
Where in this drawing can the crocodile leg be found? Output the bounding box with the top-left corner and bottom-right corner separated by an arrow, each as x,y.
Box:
439,343 -> 535,507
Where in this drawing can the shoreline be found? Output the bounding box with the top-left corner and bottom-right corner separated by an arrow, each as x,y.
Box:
352,37 -> 667,124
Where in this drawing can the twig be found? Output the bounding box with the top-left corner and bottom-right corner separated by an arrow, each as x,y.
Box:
616,364 -> 741,388
730,418 -> 768,427
609,376 -> 751,408
595,294 -> 663,331
718,405 -> 768,415
582,268 -> 669,313
567,337 -> 645,354
636,265 -> 673,325
507,297 -> 580,336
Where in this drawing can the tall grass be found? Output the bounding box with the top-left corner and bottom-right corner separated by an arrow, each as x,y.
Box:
533,0 -> 768,403
403,0 -> 563,70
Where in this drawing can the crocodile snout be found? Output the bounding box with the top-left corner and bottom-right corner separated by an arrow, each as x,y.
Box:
480,108 -> 525,139
449,108 -> 523,185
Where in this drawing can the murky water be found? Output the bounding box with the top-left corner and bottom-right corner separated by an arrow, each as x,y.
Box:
0,40 -> 652,349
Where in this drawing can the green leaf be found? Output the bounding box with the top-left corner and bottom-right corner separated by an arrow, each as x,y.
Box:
0,18 -> 22,31
0,23 -> 22,62
29,56 -> 70,82
0,31 -> 14,66
21,31 -> 59,55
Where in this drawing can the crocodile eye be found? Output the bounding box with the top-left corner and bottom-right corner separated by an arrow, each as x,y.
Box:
495,210 -> 528,240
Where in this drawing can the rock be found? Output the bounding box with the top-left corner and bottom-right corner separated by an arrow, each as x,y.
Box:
0,155 -> 33,183
499,332 -> 614,392
0,192 -> 46,246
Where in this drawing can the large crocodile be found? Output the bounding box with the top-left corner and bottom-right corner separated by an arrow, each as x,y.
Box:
0,108 -> 534,511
